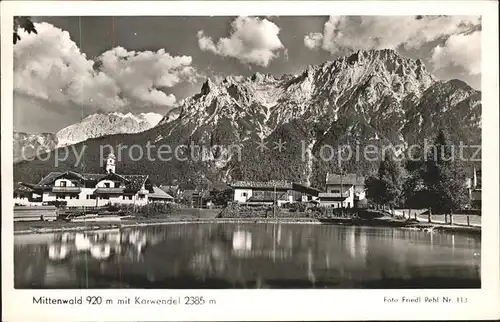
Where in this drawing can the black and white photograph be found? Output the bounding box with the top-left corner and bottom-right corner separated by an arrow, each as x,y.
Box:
10,13 -> 484,289
2,1 -> 499,321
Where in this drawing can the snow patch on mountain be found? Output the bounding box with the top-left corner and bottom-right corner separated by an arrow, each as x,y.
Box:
56,112 -> 163,146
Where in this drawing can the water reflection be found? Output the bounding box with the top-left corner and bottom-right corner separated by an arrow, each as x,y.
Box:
14,224 -> 481,289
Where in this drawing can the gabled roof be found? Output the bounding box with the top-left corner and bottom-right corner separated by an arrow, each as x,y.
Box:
149,186 -> 174,200
231,180 -> 292,190
33,171 -> 148,192
292,183 -> 322,196
99,172 -> 130,183
84,173 -> 106,181
37,172 -> 64,186
326,173 -> 365,186
37,171 -> 87,186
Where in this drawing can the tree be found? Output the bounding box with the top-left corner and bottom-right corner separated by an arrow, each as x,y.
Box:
14,16 -> 37,44
421,130 -> 468,223
210,187 -> 233,206
402,147 -> 428,219
366,156 -> 403,214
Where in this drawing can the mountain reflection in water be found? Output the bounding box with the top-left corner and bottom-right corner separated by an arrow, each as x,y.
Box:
14,223 -> 481,289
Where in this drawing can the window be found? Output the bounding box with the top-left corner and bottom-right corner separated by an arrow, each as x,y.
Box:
114,181 -> 121,188
104,182 -> 110,188
60,181 -> 67,187
123,195 -> 133,200
330,189 -> 340,194
100,195 -> 109,200
138,194 -> 145,199
242,192 -> 247,197
56,194 -> 66,200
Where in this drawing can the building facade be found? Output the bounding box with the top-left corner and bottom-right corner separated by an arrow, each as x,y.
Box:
231,181 -> 320,206
19,154 -> 154,208
319,173 -> 366,208
465,167 -> 481,209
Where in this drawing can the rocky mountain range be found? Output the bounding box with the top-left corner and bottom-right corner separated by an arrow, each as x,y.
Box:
13,112 -> 163,162
14,49 -> 481,188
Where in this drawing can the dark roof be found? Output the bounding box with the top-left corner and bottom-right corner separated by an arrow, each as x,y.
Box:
14,182 -> 34,193
37,172 -> 64,186
34,171 -> 148,192
100,172 -> 130,183
37,171 -> 87,186
292,183 -> 322,196
326,173 -> 365,186
231,180 -> 292,190
84,173 -> 106,181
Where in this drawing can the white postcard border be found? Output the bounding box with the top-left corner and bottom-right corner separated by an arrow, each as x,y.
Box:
1,1 -> 499,321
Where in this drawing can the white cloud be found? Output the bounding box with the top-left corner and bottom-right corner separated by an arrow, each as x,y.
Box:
197,16 -> 285,67
304,16 -> 480,53
14,22 -> 196,112
304,32 -> 323,50
431,31 -> 481,75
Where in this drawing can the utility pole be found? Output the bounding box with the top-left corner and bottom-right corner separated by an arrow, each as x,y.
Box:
273,184 -> 277,219
340,168 -> 344,210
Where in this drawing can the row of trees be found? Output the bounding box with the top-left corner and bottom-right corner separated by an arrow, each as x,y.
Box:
366,130 -> 470,218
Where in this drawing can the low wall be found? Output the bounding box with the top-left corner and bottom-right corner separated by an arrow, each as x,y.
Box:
217,205 -> 379,219
14,206 -> 58,222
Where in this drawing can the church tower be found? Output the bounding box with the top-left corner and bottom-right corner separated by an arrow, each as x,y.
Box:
105,152 -> 116,173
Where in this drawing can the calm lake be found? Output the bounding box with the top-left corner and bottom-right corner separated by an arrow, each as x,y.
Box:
14,223 -> 481,289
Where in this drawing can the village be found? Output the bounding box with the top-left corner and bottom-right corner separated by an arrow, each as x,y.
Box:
13,152 -> 481,229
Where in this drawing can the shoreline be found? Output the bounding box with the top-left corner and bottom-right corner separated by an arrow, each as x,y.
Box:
14,216 -> 481,236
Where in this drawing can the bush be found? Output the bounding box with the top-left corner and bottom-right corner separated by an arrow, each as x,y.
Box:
282,202 -> 308,213
357,198 -> 369,209
45,200 -> 67,208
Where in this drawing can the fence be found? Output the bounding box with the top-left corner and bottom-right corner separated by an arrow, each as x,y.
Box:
14,206 -> 57,222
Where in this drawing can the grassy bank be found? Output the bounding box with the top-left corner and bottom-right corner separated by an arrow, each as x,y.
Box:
14,213 -> 480,237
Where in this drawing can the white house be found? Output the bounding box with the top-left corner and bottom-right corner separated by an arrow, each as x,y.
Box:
231,181 -> 293,206
230,181 -> 321,206
319,173 -> 366,208
20,154 -> 153,207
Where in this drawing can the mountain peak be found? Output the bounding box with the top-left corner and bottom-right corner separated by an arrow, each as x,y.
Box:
201,78 -> 219,95
14,49 -> 480,187
55,112 -> 162,147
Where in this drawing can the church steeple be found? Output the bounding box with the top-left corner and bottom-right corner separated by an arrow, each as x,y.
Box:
105,152 -> 116,173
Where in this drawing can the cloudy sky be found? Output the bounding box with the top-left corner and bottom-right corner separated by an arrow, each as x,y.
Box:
14,15 -> 481,133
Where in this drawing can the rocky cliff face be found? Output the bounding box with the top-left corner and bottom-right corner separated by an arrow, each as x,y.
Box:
14,49 -> 481,188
